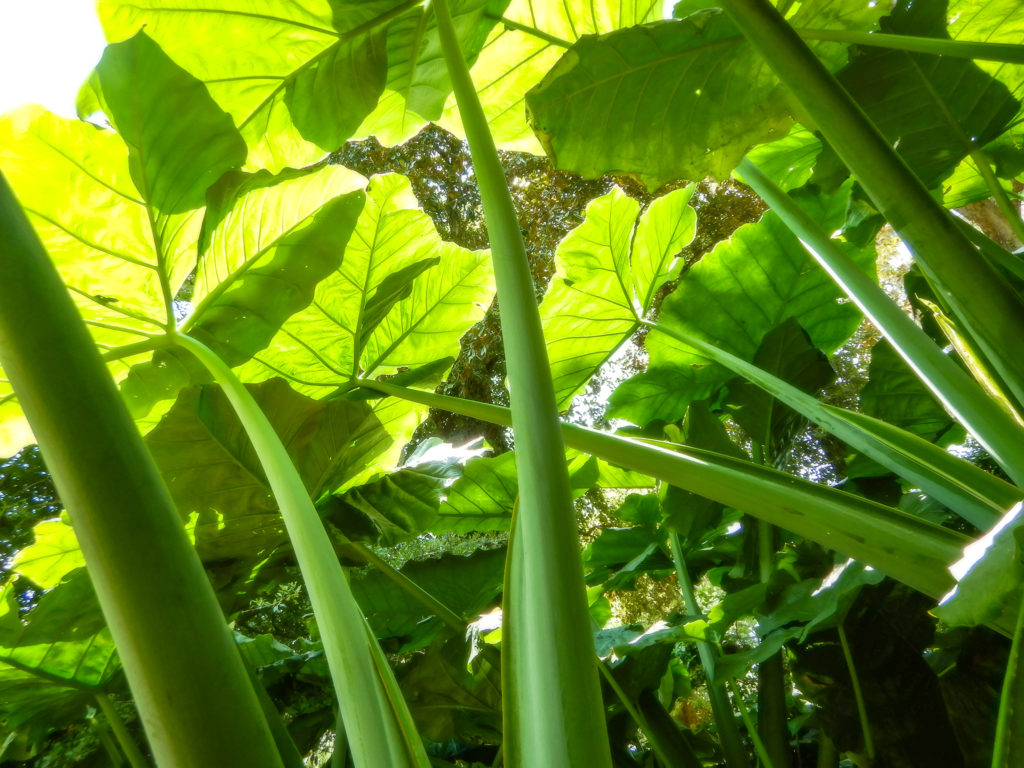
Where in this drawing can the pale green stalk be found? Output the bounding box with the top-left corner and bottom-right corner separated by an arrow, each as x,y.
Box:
642,319 -> 1015,529
993,588 -> 1024,766
671,533 -> 751,768
174,333 -> 428,768
355,378 -> 965,600
727,680 -> 777,768
837,624 -> 874,762
95,693 -> 148,768
737,158 -> 1024,493
720,0 -> 1024,408
432,0 -> 611,764
794,29 -> 1024,63
0,174 -> 282,768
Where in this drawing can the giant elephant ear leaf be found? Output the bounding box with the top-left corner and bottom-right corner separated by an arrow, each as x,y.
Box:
0,32 -> 369,451
540,184 -> 695,407
0,31 -> 245,454
96,0 -> 506,170
609,183 -> 871,426
0,571 -> 119,733
239,173 -> 493,391
525,0 -> 887,187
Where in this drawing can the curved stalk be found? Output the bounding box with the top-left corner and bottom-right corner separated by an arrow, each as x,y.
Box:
719,0 -> 1024,408
837,624 -> 874,762
174,333 -> 428,768
432,0 -> 612,764
794,30 -> 1024,64
354,379 -> 965,600
671,534 -> 751,768
737,158 -> 1024,493
727,680 -> 777,768
643,317 -> 1017,529
0,173 -> 282,768
95,693 -> 148,768
993,588 -> 1024,766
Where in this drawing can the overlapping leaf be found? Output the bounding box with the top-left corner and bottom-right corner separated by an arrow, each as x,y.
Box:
145,379 -> 423,569
239,173 -> 493,392
525,1 -> 887,187
609,184 -> 872,425
539,185 -> 696,408
0,32 -> 366,454
833,0 -> 1020,192
434,451 -> 597,533
0,571 -> 119,731
437,0 -> 664,152
96,0 -> 506,170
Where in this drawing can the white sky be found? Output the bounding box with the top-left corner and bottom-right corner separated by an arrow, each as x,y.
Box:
0,2 -> 106,118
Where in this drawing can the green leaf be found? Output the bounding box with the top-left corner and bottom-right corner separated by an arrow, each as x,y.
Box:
525,2 -> 886,187
934,503 -> 1024,631
396,635 -> 502,742
0,571 -> 119,732
97,0 -> 505,170
610,184 -> 870,425
146,379 -> 418,568
743,125 -> 822,192
121,164 -> 368,418
830,0 -> 1020,190
240,173 -> 493,392
323,463 -> 454,545
351,548 -> 505,647
436,0 -> 664,154
0,570 -> 118,690
724,317 -> 835,454
540,185 -> 696,407
9,519 -> 85,590
0,32 -> 250,453
434,451 -> 596,533
860,341 -> 962,444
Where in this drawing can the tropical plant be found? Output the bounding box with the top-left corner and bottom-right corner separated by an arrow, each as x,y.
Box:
1,0 -> 1023,766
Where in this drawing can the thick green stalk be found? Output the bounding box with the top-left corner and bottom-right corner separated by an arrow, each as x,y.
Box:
727,680 -> 777,768
95,693 -> 149,768
993,588 -> 1024,766
0,174 -> 282,768
720,0 -> 1024,408
817,734 -> 837,768
737,158 -> 1024,493
837,624 -> 874,762
432,0 -> 611,765
174,333 -> 428,768
794,29 -> 1024,63
671,534 -> 751,768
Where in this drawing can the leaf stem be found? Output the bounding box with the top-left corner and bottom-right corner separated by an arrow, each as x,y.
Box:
670,533 -> 751,768
794,29 -> 1024,63
432,0 -> 611,764
727,679 -> 777,768
992,584 -> 1024,765
837,623 -> 874,762
173,332 -> 428,768
95,693 -> 149,768
641,317 -> 1015,528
